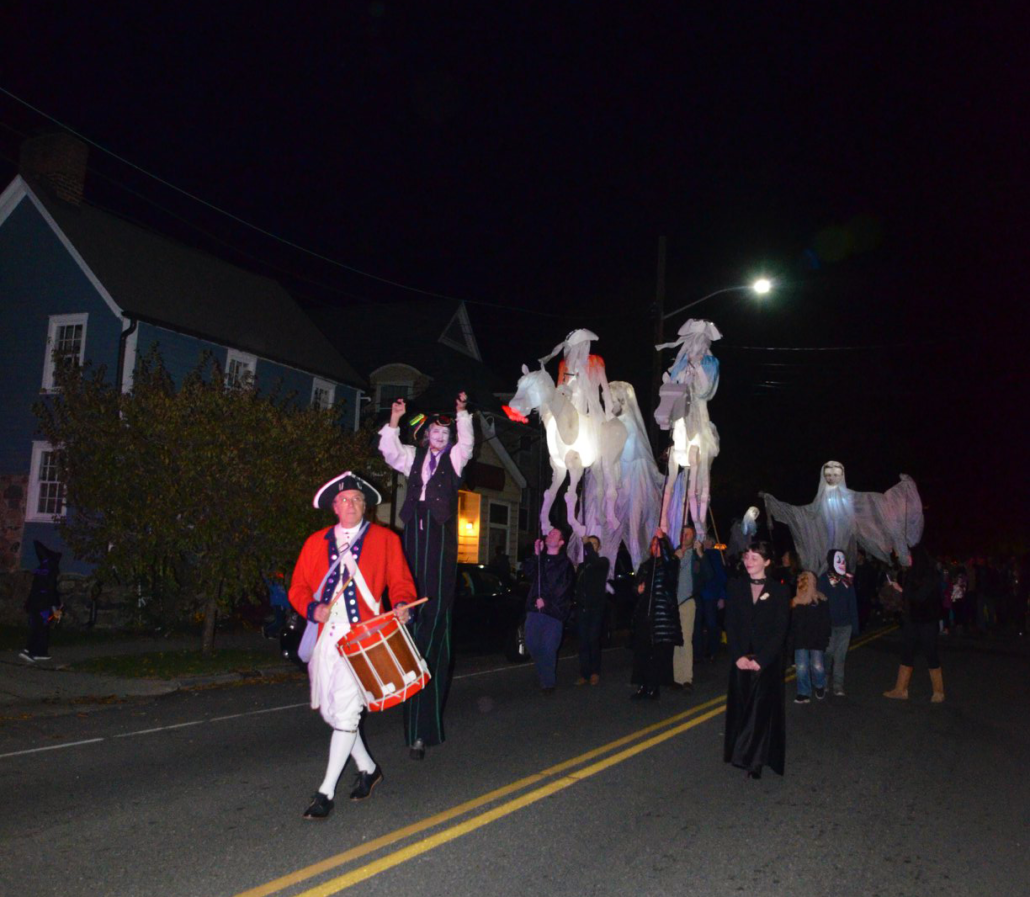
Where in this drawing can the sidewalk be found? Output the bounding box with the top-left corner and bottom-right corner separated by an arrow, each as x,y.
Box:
0,630 -> 296,719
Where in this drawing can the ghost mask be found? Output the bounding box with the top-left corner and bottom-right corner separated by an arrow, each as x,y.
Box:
823,462 -> 845,487
830,549 -> 847,577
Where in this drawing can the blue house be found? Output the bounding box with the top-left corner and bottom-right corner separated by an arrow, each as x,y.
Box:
0,134 -> 364,573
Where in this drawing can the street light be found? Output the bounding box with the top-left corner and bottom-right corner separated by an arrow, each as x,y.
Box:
662,278 -> 774,321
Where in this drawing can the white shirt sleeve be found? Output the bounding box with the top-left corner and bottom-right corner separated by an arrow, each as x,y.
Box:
378,424 -> 416,477
449,409 -> 475,475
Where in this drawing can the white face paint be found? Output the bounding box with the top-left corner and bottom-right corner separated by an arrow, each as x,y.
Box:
823,463 -> 844,486
832,551 -> 847,576
428,423 -> 451,451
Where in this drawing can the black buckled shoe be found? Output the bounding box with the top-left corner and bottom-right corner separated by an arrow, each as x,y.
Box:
349,766 -> 383,801
302,792 -> 334,820
409,738 -> 426,761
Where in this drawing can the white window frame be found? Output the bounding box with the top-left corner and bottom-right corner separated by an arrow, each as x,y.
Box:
27,441 -> 67,522
375,381 -> 413,413
41,312 -> 88,392
225,349 -> 257,388
311,377 -> 336,409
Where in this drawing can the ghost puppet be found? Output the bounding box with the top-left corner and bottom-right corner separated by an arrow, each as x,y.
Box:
539,328 -> 613,422
762,461 -> 923,575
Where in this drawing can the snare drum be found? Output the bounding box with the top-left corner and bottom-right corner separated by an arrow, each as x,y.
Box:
337,615 -> 430,712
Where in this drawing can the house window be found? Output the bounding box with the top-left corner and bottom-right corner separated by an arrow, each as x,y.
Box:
312,378 -> 336,409
27,441 -> 66,522
488,500 -> 511,564
376,382 -> 412,413
226,349 -> 257,388
42,313 -> 88,391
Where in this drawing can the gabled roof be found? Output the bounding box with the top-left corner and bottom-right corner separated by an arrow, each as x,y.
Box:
309,298 -> 507,411
2,176 -> 363,387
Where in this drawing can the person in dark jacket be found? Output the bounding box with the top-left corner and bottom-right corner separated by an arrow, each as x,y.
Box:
884,546 -> 945,702
20,541 -> 63,662
630,532 -> 683,700
695,536 -> 728,662
574,535 -> 610,686
523,528 -> 574,693
818,548 -> 860,697
791,572 -> 831,703
723,539 -> 791,778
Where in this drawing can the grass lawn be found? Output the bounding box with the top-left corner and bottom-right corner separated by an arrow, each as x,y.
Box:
71,649 -> 292,680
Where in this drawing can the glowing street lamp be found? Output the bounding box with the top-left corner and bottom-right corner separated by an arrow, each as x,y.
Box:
662,278 -> 774,321
752,277 -> 772,295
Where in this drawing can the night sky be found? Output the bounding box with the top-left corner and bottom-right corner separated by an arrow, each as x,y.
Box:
2,5 -> 1023,552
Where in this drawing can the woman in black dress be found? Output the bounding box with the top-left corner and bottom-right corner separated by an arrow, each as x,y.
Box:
723,539 -> 791,779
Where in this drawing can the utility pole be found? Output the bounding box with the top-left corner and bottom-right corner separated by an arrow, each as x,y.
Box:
649,235 -> 667,446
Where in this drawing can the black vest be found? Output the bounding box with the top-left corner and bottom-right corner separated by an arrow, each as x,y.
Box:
399,444 -> 461,525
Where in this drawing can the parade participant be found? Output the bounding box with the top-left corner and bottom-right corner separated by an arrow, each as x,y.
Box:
883,547 -> 945,703
19,541 -> 63,662
573,535 -> 609,686
791,571 -> 831,703
524,528 -> 575,693
723,540 -> 790,779
672,524 -> 701,692
378,391 -> 474,760
818,549 -> 860,697
630,530 -> 683,700
289,472 -> 416,820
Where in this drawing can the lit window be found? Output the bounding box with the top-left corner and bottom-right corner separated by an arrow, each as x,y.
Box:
42,313 -> 88,391
27,441 -> 66,522
226,349 -> 257,388
312,378 -> 336,409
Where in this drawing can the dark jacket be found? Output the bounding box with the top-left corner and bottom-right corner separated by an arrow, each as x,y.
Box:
524,551 -> 575,623
399,444 -> 462,525
791,600 -> 831,651
574,549 -> 610,616
817,573 -> 860,633
698,548 -> 728,602
901,569 -> 941,624
725,576 -> 790,670
25,541 -> 62,616
632,538 -> 684,646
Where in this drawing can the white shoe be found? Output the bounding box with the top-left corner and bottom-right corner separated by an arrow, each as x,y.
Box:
18,650 -> 35,663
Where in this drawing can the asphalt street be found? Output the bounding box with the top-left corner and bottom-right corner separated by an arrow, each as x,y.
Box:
0,628 -> 1027,897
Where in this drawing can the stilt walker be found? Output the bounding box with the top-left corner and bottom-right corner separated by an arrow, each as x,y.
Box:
379,391 -> 474,760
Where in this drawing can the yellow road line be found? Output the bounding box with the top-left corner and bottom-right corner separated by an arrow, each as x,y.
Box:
237,625 -> 896,897
232,696 -> 725,897
295,706 -> 728,897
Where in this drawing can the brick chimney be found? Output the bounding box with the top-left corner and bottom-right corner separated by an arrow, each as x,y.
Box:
19,132 -> 88,205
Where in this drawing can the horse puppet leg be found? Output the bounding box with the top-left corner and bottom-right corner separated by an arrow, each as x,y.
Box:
599,419 -> 627,532
540,454 -> 566,533
564,450 -> 587,538
687,444 -> 706,541
660,455 -> 680,534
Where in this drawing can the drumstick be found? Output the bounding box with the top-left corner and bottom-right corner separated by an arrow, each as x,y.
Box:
363,597 -> 430,626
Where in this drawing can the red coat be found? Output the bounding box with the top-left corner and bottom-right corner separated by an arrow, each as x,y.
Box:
289,523 -> 417,636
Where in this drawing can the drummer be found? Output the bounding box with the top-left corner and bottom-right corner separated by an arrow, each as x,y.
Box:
289,471 -> 416,820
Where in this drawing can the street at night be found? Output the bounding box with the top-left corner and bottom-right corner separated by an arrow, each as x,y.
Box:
1,7 -> 1026,897
2,632 -> 1027,897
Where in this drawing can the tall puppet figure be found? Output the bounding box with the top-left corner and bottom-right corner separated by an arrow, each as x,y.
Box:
379,392 -> 474,760
654,318 -> 722,541
761,461 -> 924,575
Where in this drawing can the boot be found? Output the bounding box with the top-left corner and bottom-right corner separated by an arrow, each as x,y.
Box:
929,667 -> 945,703
883,665 -> 913,700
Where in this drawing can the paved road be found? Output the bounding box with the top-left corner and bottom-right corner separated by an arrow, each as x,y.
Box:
1,628 -> 1027,897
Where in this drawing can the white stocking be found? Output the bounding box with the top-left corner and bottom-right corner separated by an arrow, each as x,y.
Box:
318,728 -> 355,799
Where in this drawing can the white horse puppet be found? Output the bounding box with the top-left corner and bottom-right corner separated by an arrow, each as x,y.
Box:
654,319 -> 722,543
505,364 -> 627,537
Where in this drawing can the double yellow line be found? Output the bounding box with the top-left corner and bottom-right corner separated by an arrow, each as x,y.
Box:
234,625 -> 895,897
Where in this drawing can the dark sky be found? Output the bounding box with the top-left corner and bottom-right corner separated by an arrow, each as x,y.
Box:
2,4 -> 1024,552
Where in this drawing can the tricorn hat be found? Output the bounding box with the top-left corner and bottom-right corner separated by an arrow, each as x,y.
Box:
312,471 -> 382,510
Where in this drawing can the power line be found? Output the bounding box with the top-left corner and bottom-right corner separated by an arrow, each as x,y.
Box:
0,86 -> 588,320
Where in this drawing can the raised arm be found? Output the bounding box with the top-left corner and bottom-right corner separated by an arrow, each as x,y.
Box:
378,398 -> 416,476
450,392 -> 475,476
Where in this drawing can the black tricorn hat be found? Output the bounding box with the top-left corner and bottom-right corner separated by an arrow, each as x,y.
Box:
312,471 -> 382,510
